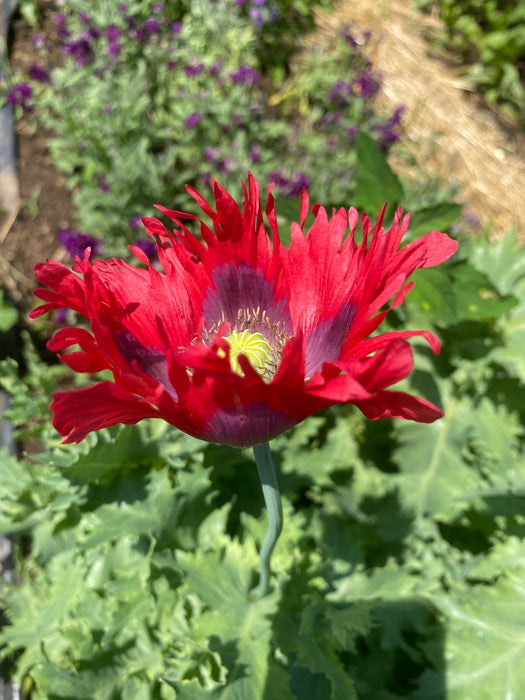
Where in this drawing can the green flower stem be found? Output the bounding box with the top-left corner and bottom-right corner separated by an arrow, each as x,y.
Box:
251,442 -> 283,597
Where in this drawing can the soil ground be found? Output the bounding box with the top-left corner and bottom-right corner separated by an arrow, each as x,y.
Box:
1,0 -> 524,313
1,1 -> 74,309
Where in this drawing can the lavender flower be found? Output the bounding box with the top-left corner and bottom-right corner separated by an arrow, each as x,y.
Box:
58,230 -> 102,259
128,216 -> 142,229
218,157 -> 234,175
287,171 -> 310,197
185,112 -> 202,128
143,18 -> 160,34
329,80 -> 352,108
7,84 -> 33,112
184,62 -> 204,78
54,13 -> 71,40
374,105 -> 405,150
61,35 -> 94,67
249,8 -> 264,27
29,63 -> 50,83
108,41 -> 121,58
268,169 -> 310,198
106,25 -> 121,42
230,65 -> 259,87
354,70 -> 381,99
338,23 -> 358,49
203,146 -> 218,163
54,308 -> 68,325
132,238 -> 157,258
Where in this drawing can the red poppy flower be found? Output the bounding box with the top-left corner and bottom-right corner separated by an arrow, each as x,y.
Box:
30,174 -> 457,447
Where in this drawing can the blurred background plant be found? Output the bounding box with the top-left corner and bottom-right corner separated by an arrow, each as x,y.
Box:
415,0 -> 525,126
6,0 -> 414,257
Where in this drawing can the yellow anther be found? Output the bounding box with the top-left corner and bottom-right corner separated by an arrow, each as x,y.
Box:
223,329 -> 274,379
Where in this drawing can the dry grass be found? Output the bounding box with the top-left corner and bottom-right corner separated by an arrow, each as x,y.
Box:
316,0 -> 524,238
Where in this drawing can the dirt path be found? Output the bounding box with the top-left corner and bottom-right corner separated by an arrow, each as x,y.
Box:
317,0 -> 524,238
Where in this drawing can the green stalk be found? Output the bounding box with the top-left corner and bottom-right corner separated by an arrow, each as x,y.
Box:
251,442 -> 283,597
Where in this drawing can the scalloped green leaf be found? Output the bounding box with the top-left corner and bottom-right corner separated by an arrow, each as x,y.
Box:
293,598 -> 362,700
433,575 -> 525,700
393,398 -> 479,520
177,538 -> 281,699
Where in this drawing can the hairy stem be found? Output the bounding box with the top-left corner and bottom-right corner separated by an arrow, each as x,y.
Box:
251,442 -> 283,597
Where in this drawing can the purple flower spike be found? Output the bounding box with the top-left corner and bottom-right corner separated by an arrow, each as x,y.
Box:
249,7 -> 264,27
184,62 -> 204,78
58,230 -> 102,259
29,63 -> 50,83
61,36 -> 94,67
329,80 -> 352,108
143,18 -> 160,34
98,177 -> 109,194
287,172 -> 310,197
230,65 -> 259,87
133,238 -> 157,259
354,70 -> 381,99
374,105 -> 405,149
106,25 -> 121,42
7,83 -> 33,112
185,112 -> 202,128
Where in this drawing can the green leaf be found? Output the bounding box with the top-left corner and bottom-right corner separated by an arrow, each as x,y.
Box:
81,463 -> 212,549
293,598 -> 360,700
177,537 -> 280,699
469,399 -> 525,493
281,415 -> 358,487
409,262 -> 517,325
354,132 -> 403,217
465,226 -> 525,297
0,290 -> 18,332
466,537 -> 525,582
393,398 -> 479,520
407,202 -> 462,236
64,423 -> 165,483
434,575 -> 525,700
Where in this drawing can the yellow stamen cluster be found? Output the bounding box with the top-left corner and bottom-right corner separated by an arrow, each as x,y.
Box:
223,329 -> 275,380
